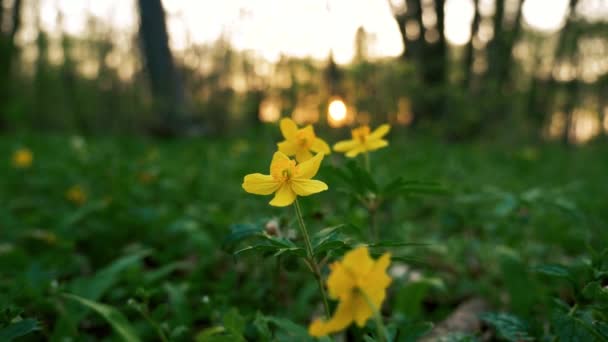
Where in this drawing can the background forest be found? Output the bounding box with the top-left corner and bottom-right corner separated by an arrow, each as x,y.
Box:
1,0 -> 608,341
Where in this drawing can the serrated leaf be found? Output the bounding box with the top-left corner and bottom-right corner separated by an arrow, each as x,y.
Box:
0,319 -> 40,341
63,293 -> 141,342
480,312 -> 533,341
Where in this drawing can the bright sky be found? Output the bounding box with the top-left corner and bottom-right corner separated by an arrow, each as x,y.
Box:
37,0 -> 608,64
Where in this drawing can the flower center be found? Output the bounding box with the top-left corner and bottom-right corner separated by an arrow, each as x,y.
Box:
271,159 -> 297,182
351,126 -> 371,143
296,129 -> 315,149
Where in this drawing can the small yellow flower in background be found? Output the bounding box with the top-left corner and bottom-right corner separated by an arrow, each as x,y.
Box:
66,185 -> 87,205
309,246 -> 392,337
333,124 -> 391,158
242,151 -> 328,207
12,148 -> 33,168
278,118 -> 331,162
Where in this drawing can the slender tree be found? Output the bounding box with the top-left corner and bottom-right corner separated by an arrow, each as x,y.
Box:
463,0 -> 480,88
137,0 -> 186,136
0,0 -> 22,130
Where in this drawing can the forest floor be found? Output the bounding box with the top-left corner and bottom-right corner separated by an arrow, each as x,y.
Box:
2,132 -> 607,341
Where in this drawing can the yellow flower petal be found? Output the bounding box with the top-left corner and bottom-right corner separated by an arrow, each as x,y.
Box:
270,151 -> 293,178
280,118 -> 298,140
295,148 -> 313,163
308,294 -> 355,337
366,139 -> 388,152
369,124 -> 391,140
295,152 -> 324,179
345,146 -> 365,158
277,141 -> 297,155
290,179 -> 328,196
333,139 -> 359,153
326,262 -> 356,300
353,294 -> 373,327
342,246 -> 375,276
242,173 -> 280,195
311,137 -> 331,154
269,183 -> 296,207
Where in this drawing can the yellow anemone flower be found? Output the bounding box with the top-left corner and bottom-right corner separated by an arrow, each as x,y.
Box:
333,124 -> 390,158
278,118 -> 330,162
309,246 -> 392,337
242,151 -> 328,207
66,185 -> 87,205
12,148 -> 33,168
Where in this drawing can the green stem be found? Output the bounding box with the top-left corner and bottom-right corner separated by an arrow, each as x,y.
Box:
136,305 -> 169,342
294,199 -> 331,318
364,151 -> 371,172
360,289 -> 387,342
369,206 -> 378,241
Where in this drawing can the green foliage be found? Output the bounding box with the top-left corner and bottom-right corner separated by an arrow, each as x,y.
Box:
0,318 -> 41,341
1,135 -> 607,340
63,293 -> 141,342
480,312 -> 533,341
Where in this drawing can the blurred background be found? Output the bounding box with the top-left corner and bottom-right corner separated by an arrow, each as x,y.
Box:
0,0 -> 607,143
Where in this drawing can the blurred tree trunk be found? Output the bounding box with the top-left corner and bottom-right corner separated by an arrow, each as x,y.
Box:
137,0 -> 185,136
397,0 -> 424,61
0,0 -> 21,130
423,0 -> 446,87
421,0 -> 447,120
463,0 -> 480,88
501,0 -> 523,85
547,0 -> 580,144
486,0 -> 505,86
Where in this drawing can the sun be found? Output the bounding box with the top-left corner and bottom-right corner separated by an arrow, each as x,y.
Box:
328,99 -> 347,122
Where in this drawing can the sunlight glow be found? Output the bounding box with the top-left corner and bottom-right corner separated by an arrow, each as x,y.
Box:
259,98 -> 281,123
522,0 -> 570,32
34,0 -> 608,64
328,99 -> 347,122
445,0 -> 475,46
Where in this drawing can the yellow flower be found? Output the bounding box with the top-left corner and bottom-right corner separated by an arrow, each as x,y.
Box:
278,118 -> 330,162
333,124 -> 390,157
66,185 -> 87,205
12,148 -> 33,168
242,151 -> 328,207
309,246 -> 392,337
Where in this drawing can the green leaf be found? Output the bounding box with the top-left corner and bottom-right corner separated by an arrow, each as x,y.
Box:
0,319 -> 40,341
233,233 -> 305,258
397,321 -> 434,342
396,278 -> 444,318
259,315 -> 314,341
480,312 -> 533,341
223,222 -> 266,250
551,311 -> 602,342
532,264 -> 572,279
583,282 -> 608,304
223,309 -> 246,335
312,225 -> 348,255
70,250 -> 151,300
63,293 -> 141,342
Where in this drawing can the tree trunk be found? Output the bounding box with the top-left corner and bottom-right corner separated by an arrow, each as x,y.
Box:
486,0 -> 505,85
137,0 -> 185,136
399,0 -> 424,61
0,0 -> 21,130
495,0 -> 524,87
463,0 -> 480,88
